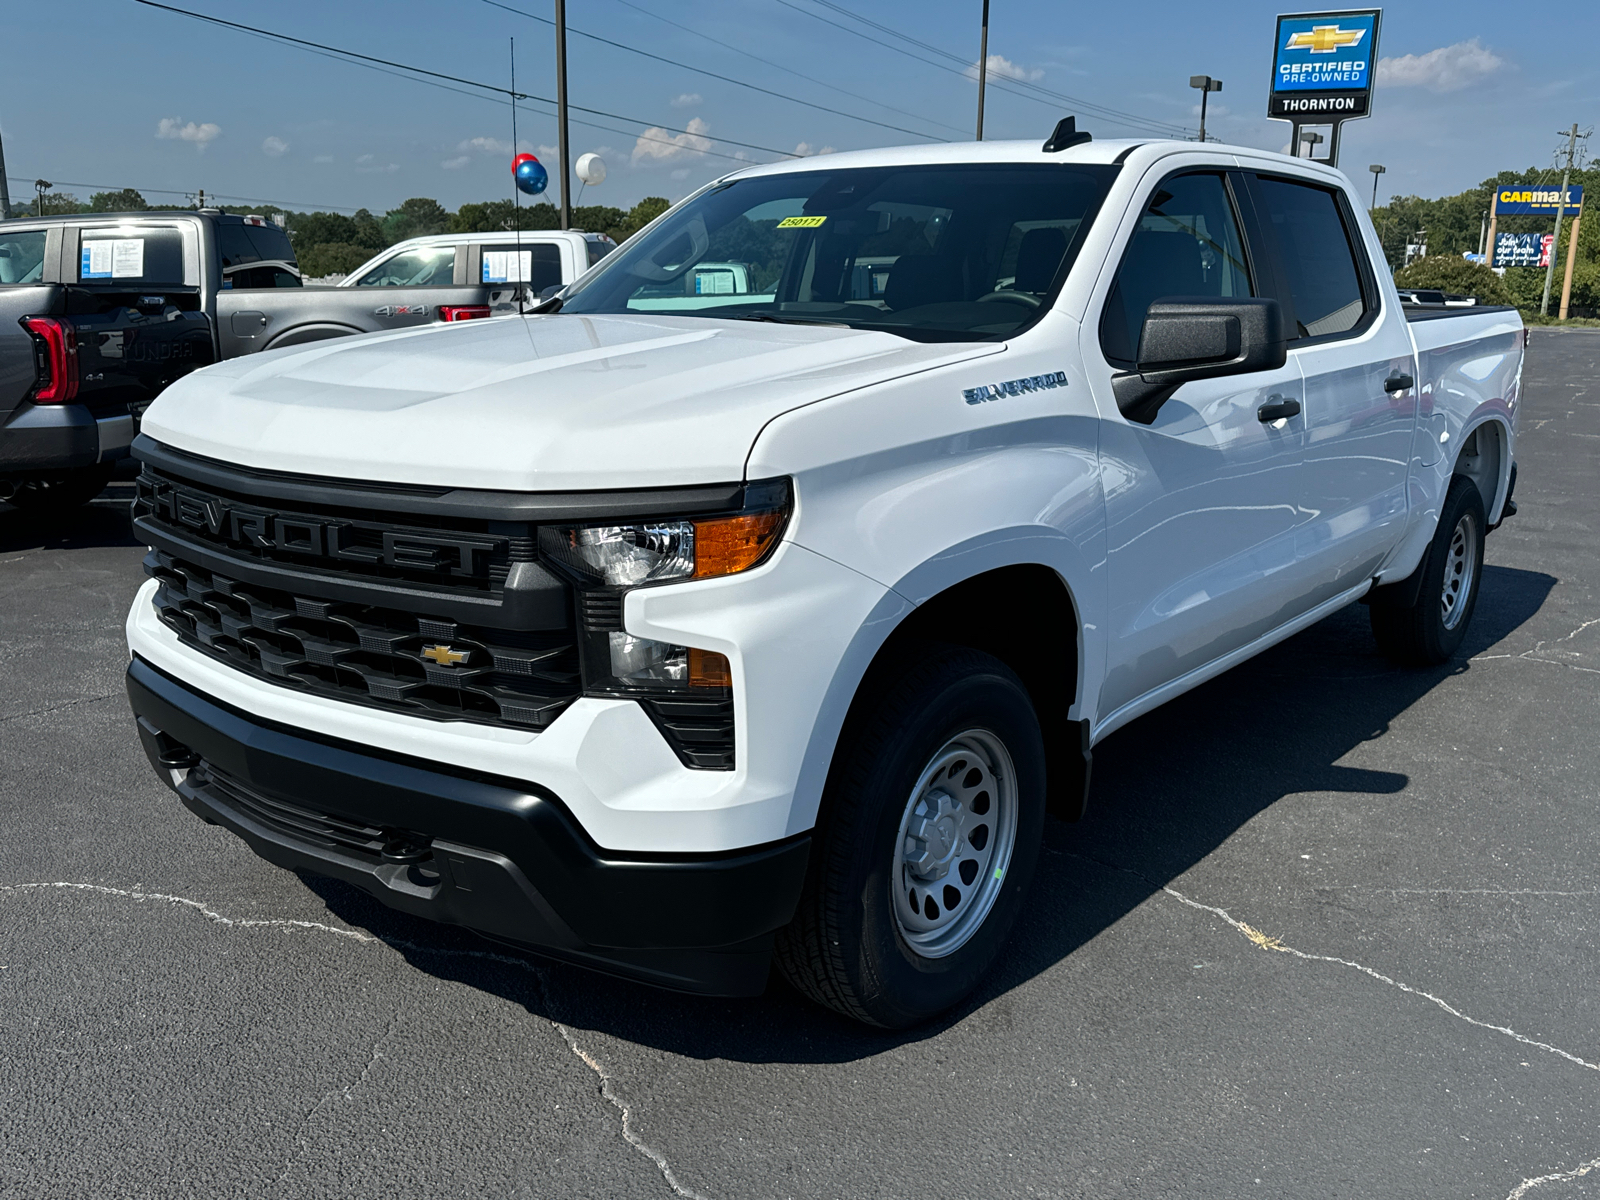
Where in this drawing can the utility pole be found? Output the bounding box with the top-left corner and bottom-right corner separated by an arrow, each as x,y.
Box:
1542,123 -> 1585,317
975,0 -> 990,141
1368,163 -> 1385,210
1189,76 -> 1222,142
555,0 -> 572,229
0,121 -> 12,220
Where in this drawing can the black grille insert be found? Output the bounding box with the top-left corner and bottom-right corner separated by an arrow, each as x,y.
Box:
148,549 -> 581,730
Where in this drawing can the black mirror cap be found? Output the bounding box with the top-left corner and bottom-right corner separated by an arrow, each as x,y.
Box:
1042,116 -> 1092,153
1113,297 -> 1286,424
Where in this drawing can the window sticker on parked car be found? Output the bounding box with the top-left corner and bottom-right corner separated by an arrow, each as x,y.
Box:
776,215 -> 827,228
82,238 -> 145,279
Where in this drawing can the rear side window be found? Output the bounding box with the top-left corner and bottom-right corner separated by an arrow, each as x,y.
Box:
1100,173 -> 1253,365
586,240 -> 613,267
0,231 -> 46,284
354,246 -> 455,287
217,222 -> 296,269
481,244 -> 562,291
1254,178 -> 1367,339
79,227 -> 186,284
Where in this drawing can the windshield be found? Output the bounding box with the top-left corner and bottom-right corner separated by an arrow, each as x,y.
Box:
560,163 -> 1118,341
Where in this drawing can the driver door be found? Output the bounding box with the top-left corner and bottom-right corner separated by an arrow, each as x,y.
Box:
1085,170 -> 1310,724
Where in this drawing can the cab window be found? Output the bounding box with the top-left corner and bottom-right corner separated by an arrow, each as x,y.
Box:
1100,173 -> 1253,366
352,246 -> 456,286
1253,177 -> 1367,339
0,231 -> 46,284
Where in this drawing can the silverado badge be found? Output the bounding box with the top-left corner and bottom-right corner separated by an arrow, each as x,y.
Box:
421,644 -> 470,667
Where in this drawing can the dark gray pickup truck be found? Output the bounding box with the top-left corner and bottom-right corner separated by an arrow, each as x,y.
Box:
0,211 -> 503,509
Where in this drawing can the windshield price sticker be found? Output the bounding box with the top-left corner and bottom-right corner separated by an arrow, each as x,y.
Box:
776,216 -> 828,229
81,238 -> 146,280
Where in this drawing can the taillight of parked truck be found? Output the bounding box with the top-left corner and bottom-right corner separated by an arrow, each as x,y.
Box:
437,305 -> 491,322
22,317 -> 79,403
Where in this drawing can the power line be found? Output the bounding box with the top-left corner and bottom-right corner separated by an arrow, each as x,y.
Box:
6,175 -> 368,213
771,0 -> 1191,138
132,1 -> 799,162
480,0 -> 949,143
604,0 -> 973,138
803,0 -> 1192,135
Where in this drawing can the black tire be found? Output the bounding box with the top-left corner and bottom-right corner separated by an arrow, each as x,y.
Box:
1370,475 -> 1486,666
4,464 -> 115,512
775,647 -> 1046,1028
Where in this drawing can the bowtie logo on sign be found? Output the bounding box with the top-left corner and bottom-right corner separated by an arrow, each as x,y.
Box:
1286,24 -> 1367,53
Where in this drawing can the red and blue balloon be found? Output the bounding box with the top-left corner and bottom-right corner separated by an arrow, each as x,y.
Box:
512,153 -> 549,196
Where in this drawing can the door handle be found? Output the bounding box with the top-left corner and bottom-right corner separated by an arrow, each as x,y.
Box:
1257,395 -> 1301,422
1384,373 -> 1414,393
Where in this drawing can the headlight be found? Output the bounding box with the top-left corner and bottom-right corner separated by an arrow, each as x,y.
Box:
539,479 -> 790,701
537,478 -> 790,589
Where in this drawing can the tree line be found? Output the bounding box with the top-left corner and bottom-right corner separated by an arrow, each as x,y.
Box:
1379,164 -> 1600,317
15,188 -> 672,279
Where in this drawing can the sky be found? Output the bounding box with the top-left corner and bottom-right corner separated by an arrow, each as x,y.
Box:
2,0 -> 1595,218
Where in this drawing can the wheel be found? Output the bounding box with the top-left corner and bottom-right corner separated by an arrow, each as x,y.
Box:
1370,475 -> 1485,666
775,647 -> 1046,1028
4,464 -> 115,512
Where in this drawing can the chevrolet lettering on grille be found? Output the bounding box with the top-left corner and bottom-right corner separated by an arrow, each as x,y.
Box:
138,478 -> 503,578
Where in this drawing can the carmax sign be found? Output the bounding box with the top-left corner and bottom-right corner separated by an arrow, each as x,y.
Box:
1495,186 -> 1584,216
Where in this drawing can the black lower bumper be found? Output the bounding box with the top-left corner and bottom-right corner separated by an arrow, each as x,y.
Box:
0,401 -> 134,474
126,656 -> 809,996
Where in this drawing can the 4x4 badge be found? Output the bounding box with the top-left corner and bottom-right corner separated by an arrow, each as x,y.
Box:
421,644 -> 469,666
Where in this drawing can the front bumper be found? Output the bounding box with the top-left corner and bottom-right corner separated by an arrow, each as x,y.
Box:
126,655 -> 810,996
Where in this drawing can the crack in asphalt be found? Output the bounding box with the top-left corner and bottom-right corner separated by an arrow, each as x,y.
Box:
1506,1155 -> 1600,1199
0,880 -> 713,1200
0,692 -> 122,725
1475,616 -> 1600,676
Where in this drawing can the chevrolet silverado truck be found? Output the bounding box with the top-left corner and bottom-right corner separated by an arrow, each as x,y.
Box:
123,130 -> 1523,1027
0,213 -> 590,508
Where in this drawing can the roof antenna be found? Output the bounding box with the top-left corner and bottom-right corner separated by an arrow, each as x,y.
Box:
1042,116 -> 1092,153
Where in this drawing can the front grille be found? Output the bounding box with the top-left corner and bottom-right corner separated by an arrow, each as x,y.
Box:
134,465 -> 531,596
194,762 -> 396,861
149,550 -> 581,730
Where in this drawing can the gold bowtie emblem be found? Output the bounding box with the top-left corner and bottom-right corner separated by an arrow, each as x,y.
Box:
421,644 -> 469,667
1287,25 -> 1365,53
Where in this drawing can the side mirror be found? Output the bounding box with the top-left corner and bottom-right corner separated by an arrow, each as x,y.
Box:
1112,297 -> 1286,424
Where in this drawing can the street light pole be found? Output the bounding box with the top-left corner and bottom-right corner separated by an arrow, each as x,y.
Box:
555,0 -> 572,229
1541,123 -> 1583,317
1368,163 -> 1386,210
34,179 -> 49,218
1300,130 -> 1323,160
975,0 -> 990,141
1188,76 -> 1222,142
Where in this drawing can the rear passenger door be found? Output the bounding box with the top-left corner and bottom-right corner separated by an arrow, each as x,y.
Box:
1245,173 -> 1416,600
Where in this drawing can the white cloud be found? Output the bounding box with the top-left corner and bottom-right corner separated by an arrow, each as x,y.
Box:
462,135 -> 515,156
1377,39 -> 1504,92
355,154 -> 399,174
670,93 -> 702,108
156,117 -> 221,151
632,116 -> 712,165
312,154 -> 334,164
671,168 -> 692,180
964,54 -> 1043,83
441,155 -> 472,169
261,136 -> 289,158
793,142 -> 837,157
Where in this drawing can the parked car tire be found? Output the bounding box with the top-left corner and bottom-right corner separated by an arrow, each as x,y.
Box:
3,465 -> 115,513
775,647 -> 1046,1028
1370,475 -> 1486,666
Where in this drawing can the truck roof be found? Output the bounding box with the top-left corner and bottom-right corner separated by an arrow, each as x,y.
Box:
5,210 -> 272,225
389,229 -> 615,248
719,136 -> 1347,187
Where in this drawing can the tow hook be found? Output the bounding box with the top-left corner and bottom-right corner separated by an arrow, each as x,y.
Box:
379,831 -> 433,864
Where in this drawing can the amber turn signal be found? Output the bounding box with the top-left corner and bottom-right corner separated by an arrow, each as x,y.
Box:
688,647 -> 733,688
692,510 -> 786,580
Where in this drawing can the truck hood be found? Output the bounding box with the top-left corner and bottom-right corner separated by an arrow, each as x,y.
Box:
143,314 -> 1003,490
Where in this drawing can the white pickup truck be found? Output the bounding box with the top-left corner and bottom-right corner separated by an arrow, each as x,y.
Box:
123,129 -> 1523,1027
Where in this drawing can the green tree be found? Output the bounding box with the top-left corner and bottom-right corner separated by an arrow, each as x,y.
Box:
1393,255 -> 1513,305
36,191 -> 84,215
381,197 -> 450,243
89,188 -> 150,212
616,197 -> 670,242
297,242 -> 379,279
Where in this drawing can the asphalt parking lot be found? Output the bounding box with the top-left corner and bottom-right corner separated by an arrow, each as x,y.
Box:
2,327 -> 1598,1200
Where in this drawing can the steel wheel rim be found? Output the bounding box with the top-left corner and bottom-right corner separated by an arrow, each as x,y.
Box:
890,729 -> 1019,959
1440,511 -> 1478,631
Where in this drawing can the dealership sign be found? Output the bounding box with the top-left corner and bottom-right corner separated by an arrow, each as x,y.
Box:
1494,233 -> 1554,268
1269,10 -> 1381,119
1494,185 -> 1584,216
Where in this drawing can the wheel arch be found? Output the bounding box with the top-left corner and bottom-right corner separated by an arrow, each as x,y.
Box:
790,532 -> 1092,838
1454,414 -> 1512,524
